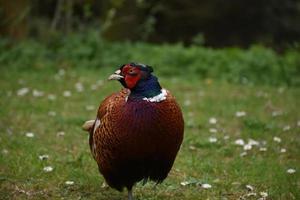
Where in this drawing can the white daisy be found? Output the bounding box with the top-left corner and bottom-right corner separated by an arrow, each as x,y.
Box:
184,99 -> 191,106
75,82 -> 84,92
260,192 -> 268,198
180,181 -> 190,186
47,94 -> 56,101
58,69 -> 65,76
38,154 -> 49,160
17,88 -> 29,96
259,147 -> 267,152
209,117 -> 217,124
235,139 -> 245,146
48,111 -> 56,116
85,105 -> 95,111
246,184 -> 254,191
280,148 -> 286,153
209,137 -> 217,143
90,84 -> 98,90
65,181 -> 74,185
243,144 -> 252,151
283,125 -> 290,131
32,89 -> 44,97
273,137 -> 281,143
43,166 -> 54,172
235,111 -> 246,117
240,152 -> 247,157
57,131 -> 65,136
63,90 -> 72,97
25,132 -> 35,138
209,128 -> 217,133
201,183 -> 212,189
287,168 -> 296,174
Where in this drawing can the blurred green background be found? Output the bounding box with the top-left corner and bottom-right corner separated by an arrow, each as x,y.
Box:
1,0 -> 300,86
0,1 -> 300,200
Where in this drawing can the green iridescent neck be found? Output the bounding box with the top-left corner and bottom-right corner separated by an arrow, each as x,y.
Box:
129,75 -> 162,99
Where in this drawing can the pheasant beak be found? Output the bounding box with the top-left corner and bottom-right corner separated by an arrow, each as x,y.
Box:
108,70 -> 124,80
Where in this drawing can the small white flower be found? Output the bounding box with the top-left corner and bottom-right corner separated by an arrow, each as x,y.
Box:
259,147 -> 267,152
17,88 -> 29,96
90,84 -> 98,90
287,168 -> 296,174
283,125 -> 290,131
85,105 -> 95,111
101,182 -> 107,188
260,192 -> 268,198
198,91 -> 205,97
32,89 -> 44,97
180,181 -> 190,186
246,184 -> 254,191
48,94 -> 56,101
58,69 -> 65,76
246,192 -> 257,197
280,148 -> 286,153
209,128 -> 217,133
43,166 -> 53,172
97,80 -> 104,86
231,182 -> 241,185
273,137 -> 281,143
2,149 -> 8,154
272,111 -> 282,117
63,90 -> 72,97
209,137 -> 217,143
235,111 -> 246,117
235,139 -> 245,146
38,154 -> 49,160
57,131 -> 65,136
65,181 -> 74,185
25,132 -> 35,138
223,135 -> 230,140
248,139 -> 259,146
184,99 -> 191,106
201,183 -> 212,189
189,145 -> 196,150
212,178 -> 220,183
48,111 -> 56,116
240,152 -> 247,157
243,144 -> 252,151
209,117 -> 217,124
75,82 -> 84,92
257,91 -> 268,98
297,120 -> 300,127
186,120 -> 195,127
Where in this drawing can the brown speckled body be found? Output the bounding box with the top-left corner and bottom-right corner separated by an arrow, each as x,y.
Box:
90,88 -> 184,191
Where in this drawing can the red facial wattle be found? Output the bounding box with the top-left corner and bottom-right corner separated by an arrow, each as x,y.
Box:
124,74 -> 141,89
122,65 -> 142,89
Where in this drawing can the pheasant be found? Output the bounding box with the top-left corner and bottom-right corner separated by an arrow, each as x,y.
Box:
83,63 -> 184,200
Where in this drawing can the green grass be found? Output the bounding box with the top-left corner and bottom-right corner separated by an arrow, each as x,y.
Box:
1,30 -> 299,86
0,65 -> 299,200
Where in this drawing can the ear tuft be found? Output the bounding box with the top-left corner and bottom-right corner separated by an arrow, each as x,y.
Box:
147,65 -> 153,73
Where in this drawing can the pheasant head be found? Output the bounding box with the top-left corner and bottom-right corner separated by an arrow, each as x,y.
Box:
108,63 -> 162,99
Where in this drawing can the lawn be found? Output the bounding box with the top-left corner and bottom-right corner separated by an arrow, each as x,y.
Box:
0,64 -> 299,200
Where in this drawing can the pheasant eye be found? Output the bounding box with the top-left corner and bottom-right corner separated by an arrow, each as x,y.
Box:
128,69 -> 137,75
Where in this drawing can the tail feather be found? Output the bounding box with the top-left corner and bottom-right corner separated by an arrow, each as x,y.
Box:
82,120 -> 94,132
